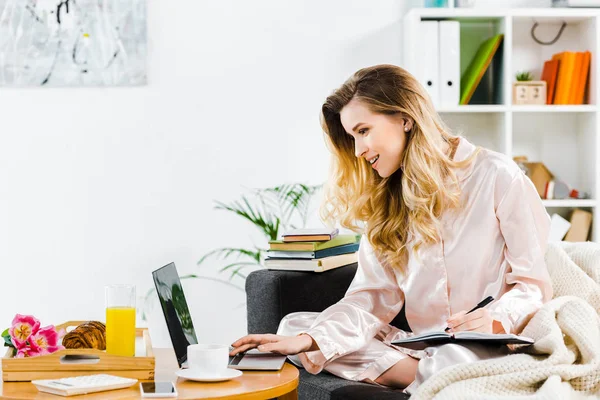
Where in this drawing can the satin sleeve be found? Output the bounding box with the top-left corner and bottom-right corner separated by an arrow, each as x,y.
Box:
297,235 -> 407,374
489,170 -> 553,334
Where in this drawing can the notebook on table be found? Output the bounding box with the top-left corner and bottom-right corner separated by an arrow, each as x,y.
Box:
391,331 -> 534,351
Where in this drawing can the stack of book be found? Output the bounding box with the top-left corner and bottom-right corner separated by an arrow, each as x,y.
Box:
541,51 -> 591,104
264,228 -> 360,272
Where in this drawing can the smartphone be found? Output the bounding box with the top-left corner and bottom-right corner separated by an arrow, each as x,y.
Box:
139,382 -> 178,398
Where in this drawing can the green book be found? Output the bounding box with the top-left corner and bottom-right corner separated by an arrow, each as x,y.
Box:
269,234 -> 360,251
460,34 -> 504,105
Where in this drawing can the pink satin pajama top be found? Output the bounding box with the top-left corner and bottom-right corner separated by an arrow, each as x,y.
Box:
299,137 -> 553,373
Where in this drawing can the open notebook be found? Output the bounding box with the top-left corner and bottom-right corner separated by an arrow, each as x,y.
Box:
391,331 -> 534,351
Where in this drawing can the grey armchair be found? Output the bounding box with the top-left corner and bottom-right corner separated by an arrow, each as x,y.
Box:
245,264 -> 411,400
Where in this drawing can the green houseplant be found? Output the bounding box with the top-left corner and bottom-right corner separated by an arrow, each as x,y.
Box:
197,183 -> 322,280
142,183 -> 322,320
515,71 -> 533,81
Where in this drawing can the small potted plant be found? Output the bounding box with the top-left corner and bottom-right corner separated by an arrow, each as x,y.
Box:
513,71 -> 547,105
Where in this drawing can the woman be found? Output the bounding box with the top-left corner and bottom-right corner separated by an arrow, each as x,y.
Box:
230,64 -> 552,391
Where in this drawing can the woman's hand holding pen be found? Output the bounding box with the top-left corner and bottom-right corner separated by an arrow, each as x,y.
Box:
446,308 -> 495,333
446,295 -> 505,334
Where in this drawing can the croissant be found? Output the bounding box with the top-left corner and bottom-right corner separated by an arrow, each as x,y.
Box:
62,321 -> 106,350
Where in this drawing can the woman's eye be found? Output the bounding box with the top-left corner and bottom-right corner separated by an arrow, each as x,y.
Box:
358,128 -> 368,135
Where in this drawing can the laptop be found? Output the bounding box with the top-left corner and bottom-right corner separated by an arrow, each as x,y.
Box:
152,262 -> 287,371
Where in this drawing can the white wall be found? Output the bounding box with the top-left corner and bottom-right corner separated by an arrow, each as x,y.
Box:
0,0 -> 407,347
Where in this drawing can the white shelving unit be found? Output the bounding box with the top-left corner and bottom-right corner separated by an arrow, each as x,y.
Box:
404,7 -> 600,242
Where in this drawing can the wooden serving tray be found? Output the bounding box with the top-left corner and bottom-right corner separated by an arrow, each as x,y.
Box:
1,321 -> 155,382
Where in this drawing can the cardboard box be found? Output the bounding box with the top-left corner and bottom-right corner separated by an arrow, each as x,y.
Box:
522,162 -> 553,199
564,209 -> 593,242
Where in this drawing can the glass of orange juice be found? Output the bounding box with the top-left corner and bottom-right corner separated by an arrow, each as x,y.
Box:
105,284 -> 136,356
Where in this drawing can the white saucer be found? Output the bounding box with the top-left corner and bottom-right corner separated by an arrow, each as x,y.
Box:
176,368 -> 243,382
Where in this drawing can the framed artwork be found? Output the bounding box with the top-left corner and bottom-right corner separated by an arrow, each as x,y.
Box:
0,0 -> 147,87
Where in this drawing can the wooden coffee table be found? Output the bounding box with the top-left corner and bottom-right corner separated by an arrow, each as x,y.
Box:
0,348 -> 299,399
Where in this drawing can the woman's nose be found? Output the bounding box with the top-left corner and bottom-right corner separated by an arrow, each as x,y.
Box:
354,141 -> 367,158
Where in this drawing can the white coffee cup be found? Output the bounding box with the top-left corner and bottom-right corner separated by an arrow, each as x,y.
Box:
187,344 -> 229,375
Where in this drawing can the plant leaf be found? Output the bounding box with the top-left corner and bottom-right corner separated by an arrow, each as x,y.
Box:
215,196 -> 278,239
218,261 -> 259,273
259,183 -> 321,232
197,247 -> 262,266
206,182 -> 322,280
3,334 -> 13,348
230,265 -> 248,280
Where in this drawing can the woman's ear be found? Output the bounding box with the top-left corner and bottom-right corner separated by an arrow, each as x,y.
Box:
403,118 -> 414,133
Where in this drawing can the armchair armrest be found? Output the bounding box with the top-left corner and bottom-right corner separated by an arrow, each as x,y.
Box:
245,264 -> 411,334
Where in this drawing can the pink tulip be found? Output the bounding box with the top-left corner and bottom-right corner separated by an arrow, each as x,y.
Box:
9,314 -> 40,348
15,347 -> 41,358
5,315 -> 66,357
30,325 -> 65,355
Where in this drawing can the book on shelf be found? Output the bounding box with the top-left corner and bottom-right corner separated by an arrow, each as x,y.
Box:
570,52 -> 583,104
267,242 -> 360,259
541,59 -> 559,104
552,51 -> 575,104
546,51 -> 591,105
282,228 -> 339,242
269,234 -> 359,251
264,252 -> 358,273
460,33 -> 504,105
575,51 -> 591,104
392,331 -> 534,351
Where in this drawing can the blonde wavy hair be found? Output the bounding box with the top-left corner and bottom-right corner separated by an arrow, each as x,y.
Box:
320,64 -> 479,274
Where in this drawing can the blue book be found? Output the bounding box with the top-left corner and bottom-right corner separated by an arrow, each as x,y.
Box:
266,242 -> 360,260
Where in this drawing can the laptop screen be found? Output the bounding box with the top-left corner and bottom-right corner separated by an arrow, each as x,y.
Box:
152,263 -> 198,367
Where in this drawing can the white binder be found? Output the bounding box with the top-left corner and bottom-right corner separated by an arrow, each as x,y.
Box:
417,21 -> 440,107
439,21 -> 460,107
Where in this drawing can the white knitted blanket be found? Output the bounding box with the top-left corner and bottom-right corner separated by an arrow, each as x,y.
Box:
411,242 -> 600,400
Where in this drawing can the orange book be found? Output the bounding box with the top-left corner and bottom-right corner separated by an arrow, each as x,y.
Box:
568,53 -> 583,104
541,59 -> 559,104
553,52 -> 576,104
575,51 -> 591,104
551,52 -> 564,103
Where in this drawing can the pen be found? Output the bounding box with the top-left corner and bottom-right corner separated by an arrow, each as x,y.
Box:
445,296 -> 495,332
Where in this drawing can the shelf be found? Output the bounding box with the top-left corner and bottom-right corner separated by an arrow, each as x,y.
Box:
438,105 -> 507,113
405,7 -> 600,242
510,105 -> 597,113
407,8 -> 600,20
438,105 -> 597,113
542,199 -> 596,208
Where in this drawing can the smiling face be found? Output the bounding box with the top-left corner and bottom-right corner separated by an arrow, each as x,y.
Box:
339,98 -> 412,178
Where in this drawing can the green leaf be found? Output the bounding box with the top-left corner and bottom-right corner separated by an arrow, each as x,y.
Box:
3,334 -> 14,348
215,196 -> 278,239
515,71 -> 533,81
205,181 -> 322,280
230,265 -> 247,280
197,247 -> 262,267
1,328 -> 9,337
266,183 -> 321,229
218,261 -> 259,273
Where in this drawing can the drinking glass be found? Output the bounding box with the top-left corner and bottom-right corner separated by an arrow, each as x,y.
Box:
105,284 -> 136,356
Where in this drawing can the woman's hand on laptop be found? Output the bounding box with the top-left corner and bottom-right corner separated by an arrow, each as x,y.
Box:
230,333 -> 319,356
